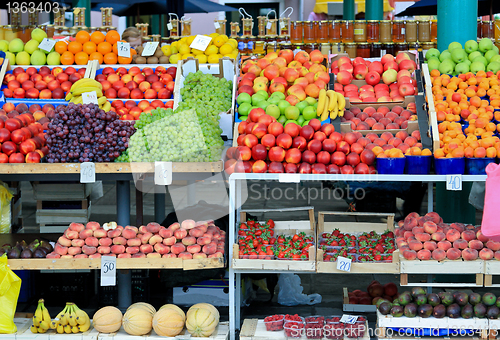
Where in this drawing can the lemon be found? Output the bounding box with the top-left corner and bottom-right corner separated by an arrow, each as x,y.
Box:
171,41 -> 179,49
220,34 -> 229,42
213,36 -> 226,47
161,45 -> 172,56
227,39 -> 238,49
178,37 -> 188,46
205,45 -> 218,55
170,45 -> 178,54
191,48 -> 204,55
178,44 -> 191,55
195,54 -> 208,63
207,54 -> 221,64
181,53 -> 195,59
169,53 -> 181,64
219,43 -> 233,55
209,33 -> 219,38
186,35 -> 196,46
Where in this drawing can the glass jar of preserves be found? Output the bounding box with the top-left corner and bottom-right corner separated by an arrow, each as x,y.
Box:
237,37 -> 247,54
380,20 -> 392,43
482,21 -> 494,39
303,21 -> 315,43
317,21 -> 329,43
345,42 -> 357,58
371,43 -> 382,57
367,20 -> 379,42
329,20 -> 341,43
395,42 -> 408,54
431,20 -> 437,42
290,21 -> 303,43
230,22 -> 240,38
408,42 -> 419,52
495,19 -> 500,43
405,20 -> 417,42
46,24 -> 55,38
320,43 -> 330,55
392,20 -> 405,42
18,26 -> 31,43
266,18 -> 278,37
341,20 -> 354,42
242,18 -> 253,37
247,36 -> 256,54
382,42 -> 394,56
478,19 -> 482,39
257,16 -> 266,36
354,20 -> 367,42
421,42 -> 436,50
254,40 -> 265,54
280,41 -> 292,50
277,35 -> 287,43
303,43 -> 315,54
357,42 -> 370,58
181,18 -> 192,36
151,34 -> 161,42
266,40 -> 277,53
331,42 -> 344,54
214,19 -> 226,35
418,20 -> 430,42
280,18 -> 290,36
293,43 -> 305,52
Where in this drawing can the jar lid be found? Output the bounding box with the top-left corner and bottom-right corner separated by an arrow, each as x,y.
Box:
367,20 -> 379,23
89,27 -> 98,30
293,43 -> 305,47
372,42 -> 382,46
255,40 -> 265,43
380,20 -> 392,22
320,43 -> 330,46
345,42 -> 357,46
406,20 -> 417,23
320,20 -> 329,23
295,21 -> 303,23
482,20 -> 493,23
338,20 -> 346,23
382,42 -> 394,45
303,21 -> 312,23
393,20 -> 405,23
421,42 -> 435,45
354,20 -> 366,22
396,42 -> 408,45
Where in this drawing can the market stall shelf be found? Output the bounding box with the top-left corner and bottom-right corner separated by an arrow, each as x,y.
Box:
482,261 -> 500,287
487,319 -> 500,339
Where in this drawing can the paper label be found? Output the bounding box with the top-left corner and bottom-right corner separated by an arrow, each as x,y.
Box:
167,22 -> 173,30
280,21 -> 285,29
117,41 -> 131,58
340,315 -> 358,324
446,174 -> 462,191
266,22 -> 272,30
336,256 -> 352,272
100,256 -> 116,286
189,35 -> 213,52
155,161 -> 173,185
82,91 -> 98,105
142,42 -> 159,56
402,28 -> 406,34
278,174 -> 300,183
214,21 -> 220,29
38,38 -> 56,52
354,29 -> 364,35
80,162 -> 96,183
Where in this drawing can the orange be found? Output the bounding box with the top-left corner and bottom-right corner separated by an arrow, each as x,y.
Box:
83,41 -> 97,55
68,41 -> 83,54
75,51 -> 89,65
97,42 -> 112,55
55,41 -> 68,54
75,30 -> 90,44
103,52 -> 117,64
60,51 -> 74,65
90,31 -> 105,45
105,30 -> 120,45
117,55 -> 132,64
89,52 -> 104,64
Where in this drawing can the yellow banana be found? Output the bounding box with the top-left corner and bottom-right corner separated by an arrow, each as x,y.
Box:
39,320 -> 50,331
98,96 -> 108,105
317,89 -> 327,116
78,317 -> 91,332
320,96 -> 329,121
50,320 -> 58,329
65,92 -> 73,101
74,305 -> 88,325
68,308 -> 77,327
33,301 -> 42,324
38,327 -> 47,334
327,90 -> 337,112
70,95 -> 83,104
58,305 -> 69,326
30,324 -> 38,333
57,323 -> 64,334
102,101 -> 111,112
336,91 -> 346,114
41,304 -> 51,323
330,106 -> 339,120
72,78 -> 102,91
71,86 -> 103,97
64,324 -> 72,334
72,325 -> 80,333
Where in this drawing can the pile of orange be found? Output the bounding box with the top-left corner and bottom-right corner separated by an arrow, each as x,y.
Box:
430,69 -> 500,159
55,30 -> 136,66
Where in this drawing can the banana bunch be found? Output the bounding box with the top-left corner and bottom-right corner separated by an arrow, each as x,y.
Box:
65,78 -> 111,112
31,299 -> 51,333
52,302 -> 91,334
316,89 -> 346,121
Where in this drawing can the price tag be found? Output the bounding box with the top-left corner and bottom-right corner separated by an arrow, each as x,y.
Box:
167,22 -> 173,30
117,41 -> 131,58
446,174 -> 462,191
280,21 -> 285,29
278,173 -> 300,183
38,38 -> 56,52
100,256 -> 116,286
189,35 -> 213,52
142,42 -> 159,57
80,162 -> 95,183
154,161 -> 173,185
214,21 -> 220,29
336,256 -> 352,272
401,28 -> 406,35
82,91 -> 99,105
340,315 -> 358,324
266,22 -> 272,30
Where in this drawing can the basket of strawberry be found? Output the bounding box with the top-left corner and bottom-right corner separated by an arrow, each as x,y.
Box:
264,314 -> 284,331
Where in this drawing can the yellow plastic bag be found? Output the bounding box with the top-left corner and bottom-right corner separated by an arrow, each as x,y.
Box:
0,182 -> 13,234
0,254 -> 21,333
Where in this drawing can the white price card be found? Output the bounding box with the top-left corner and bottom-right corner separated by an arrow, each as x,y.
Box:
154,161 -> 173,185
280,21 -> 285,29
446,174 -> 462,191
80,162 -> 95,183
214,21 -> 220,29
336,256 -> 352,272
100,256 -> 116,286
278,173 -> 300,183
167,22 -> 173,30
340,315 -> 358,324
266,22 -> 272,30
189,35 -> 213,52
38,38 -> 56,52
117,41 -> 131,58
82,91 -> 99,105
142,42 -> 159,57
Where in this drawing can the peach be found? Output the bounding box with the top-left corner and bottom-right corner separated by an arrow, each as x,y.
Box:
71,239 -> 85,247
99,237 -> 113,247
461,230 -> 476,241
163,236 -> 176,246
416,249 -> 431,260
187,244 -> 202,254
146,222 -> 161,233
414,233 -> 431,242
113,237 -> 127,245
469,240 -> 484,250
118,253 -> 132,258
450,223 -> 465,233
487,241 -> 500,251
54,243 -> 68,256
195,221 -> 209,231
403,217 -> 418,231
397,241 -> 408,248
111,245 -> 126,254
162,254 -> 176,258
126,246 -> 140,254
453,239 -> 468,250
89,253 -> 102,259
417,216 -> 431,227
479,248 -> 494,260
431,232 -> 446,242
432,248 -> 446,261
125,225 -> 138,233
209,253 -> 223,258
154,243 -> 171,255
132,252 -> 146,258
107,228 -> 122,238
412,227 -> 424,234
205,233 -> 215,241
168,222 -> 180,231
46,252 -> 60,259
197,237 -> 212,246
138,225 -> 148,233
74,254 -> 88,259
67,247 -> 81,255
69,222 -> 85,232
437,240 -> 452,251
64,229 -> 79,240
148,235 -> 163,245
97,246 -> 111,254
171,243 -> 186,255
408,240 -> 423,251
477,230 -> 490,243
58,236 -> 72,247
179,252 -> 193,259
403,231 -> 414,239
182,236 -> 197,246
189,227 -> 205,238
82,245 -> 96,255
446,229 -> 461,242
181,219 -> 196,229
202,244 -> 217,255
79,229 -> 93,239
147,253 -> 161,258
423,241 -> 437,251
127,238 -> 141,247
122,228 -> 137,239
217,247 -> 225,254
423,221 -> 438,234
93,229 -> 108,238
140,232 -> 153,244
174,228 -> 188,240
446,247 -> 461,260
425,212 -> 442,224
60,255 -> 74,259
495,251 -> 500,261
85,237 -> 99,247
462,248 -> 478,261
159,228 -> 173,239
140,244 -> 154,254
193,253 -> 207,259
86,221 -> 101,230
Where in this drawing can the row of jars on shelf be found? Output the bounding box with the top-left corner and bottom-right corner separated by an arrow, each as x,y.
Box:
478,19 -> 500,41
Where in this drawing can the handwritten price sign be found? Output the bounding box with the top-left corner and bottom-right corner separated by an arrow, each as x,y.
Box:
117,41 -> 131,58
38,38 -> 56,52
340,315 -> 358,324
142,42 -> 159,57
336,256 -> 352,272
100,256 -> 116,286
446,174 -> 462,191
80,162 -> 95,183
154,161 -> 172,185
82,91 -> 98,105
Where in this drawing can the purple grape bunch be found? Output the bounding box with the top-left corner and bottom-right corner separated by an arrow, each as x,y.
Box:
46,103 -> 135,163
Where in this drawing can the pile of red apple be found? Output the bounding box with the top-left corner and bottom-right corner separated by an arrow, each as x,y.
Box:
0,103 -> 48,163
397,211 -> 500,261
341,103 -> 417,131
331,53 -> 417,103
95,66 -> 176,100
47,220 -> 225,259
239,49 -> 329,103
110,99 -> 174,121
225,108 -> 423,174
2,66 -> 87,99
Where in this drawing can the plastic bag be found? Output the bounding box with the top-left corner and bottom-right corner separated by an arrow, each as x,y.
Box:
0,182 -> 13,234
277,274 -> 321,306
0,254 -> 21,333
469,182 -> 485,211
481,163 -> 500,241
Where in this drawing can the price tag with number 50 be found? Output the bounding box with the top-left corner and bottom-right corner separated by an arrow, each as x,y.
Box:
337,256 -> 352,272
155,162 -> 172,185
101,256 -> 116,286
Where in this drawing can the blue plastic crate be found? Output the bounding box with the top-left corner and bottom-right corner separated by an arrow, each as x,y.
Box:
376,157 -> 405,174
465,157 -> 495,175
405,155 -> 432,174
434,157 -> 465,175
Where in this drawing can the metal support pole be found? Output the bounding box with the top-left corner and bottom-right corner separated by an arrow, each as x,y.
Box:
427,182 -> 433,213
116,181 -> 131,310
228,177 -> 236,340
187,180 -> 196,206
343,0 -> 355,20
154,191 -> 166,223
365,0 -> 383,20
437,0 -> 477,51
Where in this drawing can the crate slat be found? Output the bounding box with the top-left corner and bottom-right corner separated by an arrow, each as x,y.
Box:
33,183 -> 92,201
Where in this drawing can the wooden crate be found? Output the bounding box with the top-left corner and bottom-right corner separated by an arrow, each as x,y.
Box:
377,310 -> 488,340
342,287 -> 377,313
36,200 -> 90,226
239,318 -> 370,340
232,207 -> 316,272
316,211 -> 400,274
33,182 -> 93,201
483,261 -> 500,287
487,319 -> 500,339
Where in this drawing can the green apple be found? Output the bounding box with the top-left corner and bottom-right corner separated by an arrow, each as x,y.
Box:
490,55 -> 500,64
438,59 -> 455,74
469,51 -> 482,62
470,61 -> 486,73
30,50 -> 46,65
271,91 -> 285,100
297,115 -> 305,126
237,92 -> 252,105
239,116 -> 248,121
256,90 -> 268,100
295,101 -> 309,113
0,40 -> 8,52
268,96 -> 281,105
278,115 -> 287,125
8,38 -> 24,53
451,48 -> 467,64
487,61 -> 500,73
285,120 -> 299,126
493,45 -> 499,54
46,51 -> 60,65
265,104 -> 280,119
455,62 -> 470,74
251,94 -> 265,106
464,40 -> 479,54
305,96 -> 317,105
485,49 -> 499,62
427,57 -> 441,71
479,38 -> 494,53
284,106 -> 300,120
31,28 -> 47,43
238,102 -> 252,116
439,50 -> 452,62
15,51 -> 30,65
257,100 -> 270,110
302,106 -> 317,121
24,39 -> 39,54
473,55 -> 488,66
277,100 -> 291,114
303,120 -> 310,127
425,48 -> 440,60
448,41 -> 462,52
5,52 -> 15,65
